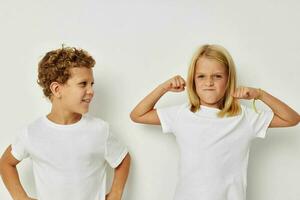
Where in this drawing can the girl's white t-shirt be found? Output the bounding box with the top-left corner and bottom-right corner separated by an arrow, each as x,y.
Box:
11,115 -> 128,200
157,104 -> 274,200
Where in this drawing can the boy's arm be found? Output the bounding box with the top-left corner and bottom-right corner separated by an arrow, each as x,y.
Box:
105,153 -> 131,200
232,87 -> 300,127
0,146 -> 35,200
130,75 -> 186,125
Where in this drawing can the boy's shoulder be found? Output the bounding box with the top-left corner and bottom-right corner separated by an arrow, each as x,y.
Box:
26,115 -> 109,130
83,115 -> 109,128
84,114 -> 106,123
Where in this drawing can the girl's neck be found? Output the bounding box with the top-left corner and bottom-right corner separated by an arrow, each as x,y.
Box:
200,99 -> 224,110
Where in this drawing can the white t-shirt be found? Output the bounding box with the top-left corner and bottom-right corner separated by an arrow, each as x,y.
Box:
157,104 -> 274,200
11,115 -> 128,200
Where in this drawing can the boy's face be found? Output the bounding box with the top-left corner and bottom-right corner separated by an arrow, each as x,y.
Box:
59,67 -> 94,115
194,57 -> 228,109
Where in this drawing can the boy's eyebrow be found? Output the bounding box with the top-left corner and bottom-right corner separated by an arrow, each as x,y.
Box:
76,79 -> 95,83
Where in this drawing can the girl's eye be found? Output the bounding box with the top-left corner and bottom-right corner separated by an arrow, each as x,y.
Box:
213,75 -> 222,79
197,75 -> 205,78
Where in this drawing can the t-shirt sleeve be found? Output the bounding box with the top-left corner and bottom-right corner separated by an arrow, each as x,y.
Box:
104,130 -> 128,168
244,106 -> 274,139
156,105 -> 182,134
11,128 -> 30,161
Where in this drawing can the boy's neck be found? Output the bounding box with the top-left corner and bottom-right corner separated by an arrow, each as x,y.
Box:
47,109 -> 82,125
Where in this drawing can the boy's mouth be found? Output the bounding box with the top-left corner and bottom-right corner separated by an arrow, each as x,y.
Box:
82,99 -> 91,103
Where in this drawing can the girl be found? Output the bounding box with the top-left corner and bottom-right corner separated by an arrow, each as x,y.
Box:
130,44 -> 299,200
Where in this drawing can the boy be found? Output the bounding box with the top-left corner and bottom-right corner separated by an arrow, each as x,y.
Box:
0,47 -> 131,200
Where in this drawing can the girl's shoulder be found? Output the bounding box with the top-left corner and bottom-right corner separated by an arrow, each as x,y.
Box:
239,103 -> 273,120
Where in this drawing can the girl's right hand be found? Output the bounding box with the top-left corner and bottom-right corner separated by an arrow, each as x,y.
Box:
161,75 -> 186,92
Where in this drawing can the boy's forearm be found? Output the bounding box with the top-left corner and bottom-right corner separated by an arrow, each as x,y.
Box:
1,164 -> 28,200
108,154 -> 131,199
259,90 -> 300,125
130,84 -> 167,118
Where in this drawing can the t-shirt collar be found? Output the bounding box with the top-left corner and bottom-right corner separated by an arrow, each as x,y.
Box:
194,105 -> 220,118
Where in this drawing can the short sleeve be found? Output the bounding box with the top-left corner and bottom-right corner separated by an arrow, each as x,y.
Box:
11,128 -> 30,161
156,105 -> 182,133
105,131 -> 128,168
244,106 -> 274,138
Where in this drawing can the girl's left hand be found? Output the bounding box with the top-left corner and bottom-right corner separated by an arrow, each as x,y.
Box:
232,87 -> 261,100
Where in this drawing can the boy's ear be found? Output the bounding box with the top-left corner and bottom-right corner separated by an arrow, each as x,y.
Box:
49,82 -> 62,99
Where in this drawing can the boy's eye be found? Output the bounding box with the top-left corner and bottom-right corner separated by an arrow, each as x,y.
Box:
79,82 -> 87,86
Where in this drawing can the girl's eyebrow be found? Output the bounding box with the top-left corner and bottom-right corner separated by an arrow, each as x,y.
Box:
195,71 -> 225,75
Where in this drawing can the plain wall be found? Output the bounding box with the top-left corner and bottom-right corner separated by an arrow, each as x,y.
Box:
0,0 -> 299,199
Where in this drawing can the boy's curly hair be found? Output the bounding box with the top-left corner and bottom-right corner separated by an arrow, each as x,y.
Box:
37,47 -> 95,99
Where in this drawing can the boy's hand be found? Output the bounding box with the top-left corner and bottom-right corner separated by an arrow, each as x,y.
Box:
161,75 -> 186,92
105,192 -> 121,200
232,87 -> 261,100
24,197 -> 37,200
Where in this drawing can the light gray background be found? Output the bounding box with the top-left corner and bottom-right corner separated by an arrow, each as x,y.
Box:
0,0 -> 299,199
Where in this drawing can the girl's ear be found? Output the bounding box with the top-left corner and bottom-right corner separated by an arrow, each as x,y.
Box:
49,82 -> 62,99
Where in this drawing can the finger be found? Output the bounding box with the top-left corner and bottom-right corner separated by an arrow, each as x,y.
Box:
174,76 -> 180,88
180,77 -> 186,86
231,89 -> 237,98
245,88 -> 250,99
242,87 -> 249,99
176,76 -> 182,88
237,88 -> 243,99
240,87 -> 245,98
170,77 -> 175,88
178,78 -> 185,90
234,88 -> 241,98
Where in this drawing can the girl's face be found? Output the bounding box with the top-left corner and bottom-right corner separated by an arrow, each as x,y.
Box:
194,57 -> 228,109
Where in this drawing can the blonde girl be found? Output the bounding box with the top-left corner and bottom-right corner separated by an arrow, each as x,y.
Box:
130,44 -> 299,200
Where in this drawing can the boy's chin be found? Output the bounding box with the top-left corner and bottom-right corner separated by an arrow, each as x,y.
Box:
81,109 -> 89,114
74,109 -> 89,115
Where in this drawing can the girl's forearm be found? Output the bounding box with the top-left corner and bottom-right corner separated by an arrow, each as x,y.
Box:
130,84 -> 167,119
259,89 -> 300,125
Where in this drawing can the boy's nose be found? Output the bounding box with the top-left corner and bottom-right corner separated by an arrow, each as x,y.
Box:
87,86 -> 94,96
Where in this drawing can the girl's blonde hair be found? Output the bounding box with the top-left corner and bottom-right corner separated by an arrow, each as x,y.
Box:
187,44 -> 241,117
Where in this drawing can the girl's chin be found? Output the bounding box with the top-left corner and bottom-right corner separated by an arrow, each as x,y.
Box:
200,99 -> 223,107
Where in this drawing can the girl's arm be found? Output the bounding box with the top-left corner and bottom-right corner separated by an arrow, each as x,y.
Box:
232,87 -> 300,128
130,75 -> 186,125
105,153 -> 131,200
0,146 -> 36,200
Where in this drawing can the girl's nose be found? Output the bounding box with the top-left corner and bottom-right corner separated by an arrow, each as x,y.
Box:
205,77 -> 214,86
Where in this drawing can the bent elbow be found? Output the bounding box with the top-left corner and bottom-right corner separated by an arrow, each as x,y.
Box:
287,116 -> 300,127
0,158 -> 5,177
291,119 -> 300,127
129,112 -> 139,123
0,162 -> 2,177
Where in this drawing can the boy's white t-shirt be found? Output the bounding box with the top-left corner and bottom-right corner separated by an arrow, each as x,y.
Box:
11,115 -> 128,200
157,104 -> 274,200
